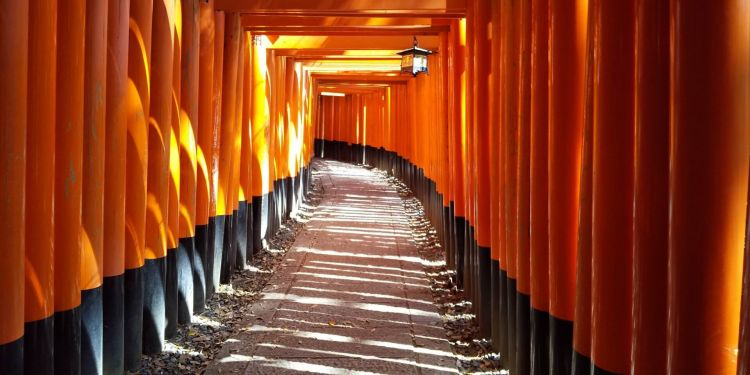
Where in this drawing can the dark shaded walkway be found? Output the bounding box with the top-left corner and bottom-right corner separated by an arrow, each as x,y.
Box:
207,160 -> 458,374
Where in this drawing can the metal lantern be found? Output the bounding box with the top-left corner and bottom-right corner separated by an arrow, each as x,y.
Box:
397,37 -> 433,76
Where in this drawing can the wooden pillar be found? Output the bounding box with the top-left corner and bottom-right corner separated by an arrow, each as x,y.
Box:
143,0 -> 174,354
515,0 -> 533,372
102,0 -> 130,372
0,2 -> 28,371
209,11 -> 225,296
589,0 -> 636,372
473,0 -> 493,341
250,34 -> 270,256
23,1 -> 55,373
548,0 -> 586,372
501,0 -> 520,368
124,0 -> 153,369
529,0 -> 550,372
668,0 -> 749,373
238,32 -> 253,265
196,0 -> 216,302
180,0 -> 202,317
81,1 -> 108,372
630,0 -> 669,373
55,1 -> 86,372
218,12 -> 240,284
165,0 -> 182,338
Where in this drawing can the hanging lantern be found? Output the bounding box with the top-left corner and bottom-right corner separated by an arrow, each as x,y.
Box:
398,37 -> 433,76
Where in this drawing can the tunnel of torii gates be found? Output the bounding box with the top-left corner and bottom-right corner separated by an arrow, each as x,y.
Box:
0,0 -> 749,374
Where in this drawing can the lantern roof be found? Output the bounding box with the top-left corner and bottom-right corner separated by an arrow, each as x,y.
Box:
396,45 -> 433,56
397,36 -> 433,56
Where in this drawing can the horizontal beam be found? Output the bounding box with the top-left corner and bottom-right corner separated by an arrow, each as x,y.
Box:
242,15 -> 450,35
216,0 -> 466,17
269,35 -> 441,50
273,49 -> 404,59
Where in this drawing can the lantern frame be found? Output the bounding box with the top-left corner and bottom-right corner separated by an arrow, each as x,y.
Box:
397,37 -> 433,76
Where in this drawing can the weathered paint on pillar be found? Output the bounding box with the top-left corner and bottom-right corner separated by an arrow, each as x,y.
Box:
102,0 -> 130,372
24,0 -> 56,372
55,0 -> 86,372
81,0 -> 108,372
0,0 -> 28,369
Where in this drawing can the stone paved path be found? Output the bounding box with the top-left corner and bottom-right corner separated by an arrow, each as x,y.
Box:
206,160 -> 458,374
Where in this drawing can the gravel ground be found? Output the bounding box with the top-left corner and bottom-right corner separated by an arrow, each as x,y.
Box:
374,168 -> 506,375
133,169 -> 323,375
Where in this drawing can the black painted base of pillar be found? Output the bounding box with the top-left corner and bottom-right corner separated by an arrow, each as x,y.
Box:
499,270 -> 509,361
165,249 -> 178,339
478,246 -> 492,339
220,212 -> 236,284
245,201 -> 253,264
506,277 -> 518,374
193,225 -> 208,314
204,218 -> 217,301
103,273 -> 124,375
123,266 -> 144,371
454,216 -> 466,289
235,201 -> 249,270
177,237 -> 195,324
0,336 -> 23,374
549,315 -> 574,375
516,291 -> 531,375
530,308 -> 550,375
572,350 -> 592,375
212,215 -> 226,289
251,195 -> 264,255
81,286 -> 103,374
142,257 -> 166,354
490,260 -> 501,353
54,305 -> 81,374
24,315 -> 53,375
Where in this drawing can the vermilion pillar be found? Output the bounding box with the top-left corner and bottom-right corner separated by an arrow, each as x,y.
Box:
176,0 -> 200,324
589,0 -> 635,373
24,1 -> 55,373
197,0 -> 216,302
515,0 -> 532,372
548,0 -> 586,372
166,2 -> 182,338
473,0 -> 492,340
143,0 -> 174,354
572,8 -> 594,371
501,0 -> 520,368
228,34 -> 246,275
0,2 -> 28,372
55,1 -> 86,373
463,0 -> 474,298
102,0 -> 129,372
81,1 -> 108,372
209,11 -> 226,294
668,0 -> 749,373
489,0 -> 505,354
630,0 -> 669,373
250,34 -> 271,255
218,12 -> 240,284
238,32 -> 253,266
125,0 -> 153,369
529,0 -> 550,372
